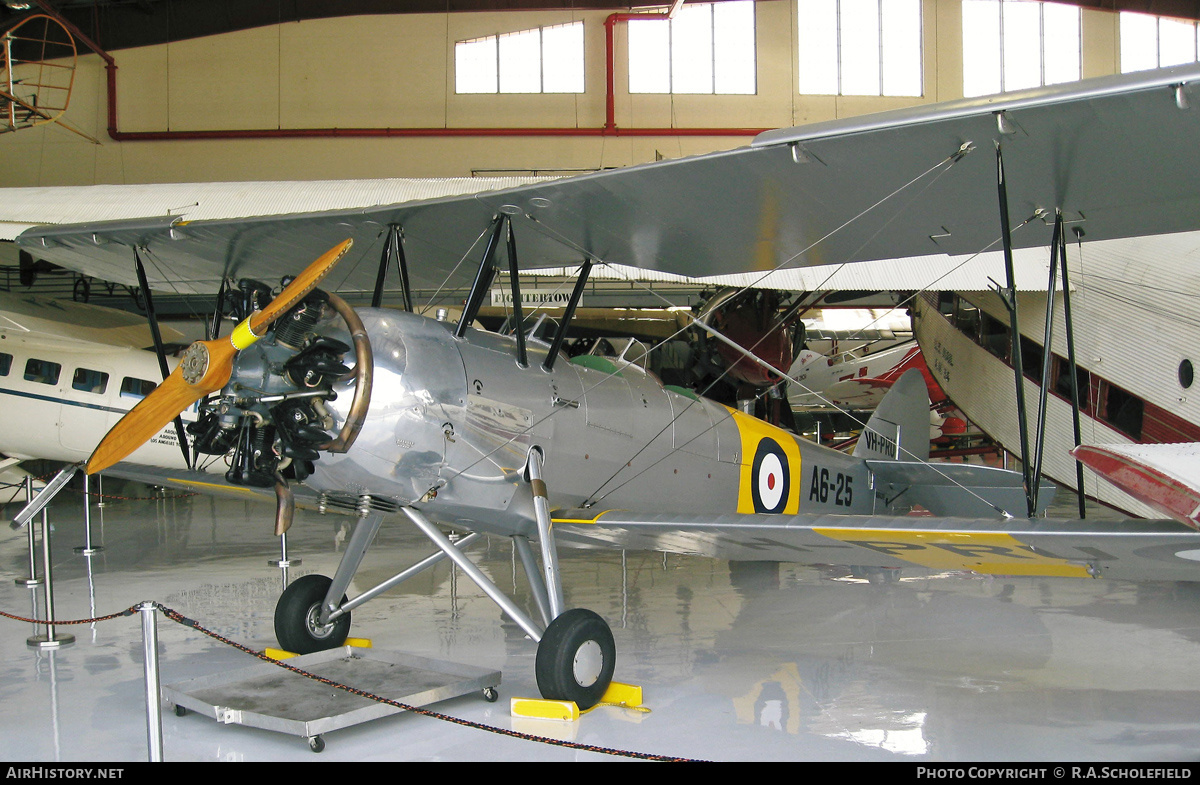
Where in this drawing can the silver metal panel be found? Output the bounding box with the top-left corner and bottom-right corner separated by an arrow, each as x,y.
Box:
162,646 -> 500,743
9,66 -> 1200,294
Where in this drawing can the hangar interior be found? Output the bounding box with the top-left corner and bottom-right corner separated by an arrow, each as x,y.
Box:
2,0 -> 1200,763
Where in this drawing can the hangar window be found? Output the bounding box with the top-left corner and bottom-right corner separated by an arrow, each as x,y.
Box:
120,377 -> 157,400
72,368 -> 108,395
1120,11 -> 1200,73
24,358 -> 60,386
628,0 -> 756,94
456,21 -> 584,94
962,0 -> 1080,97
797,0 -> 923,97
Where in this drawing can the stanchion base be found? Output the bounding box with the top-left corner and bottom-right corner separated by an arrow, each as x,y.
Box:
73,546 -> 103,555
269,559 -> 301,567
15,577 -> 42,587
27,634 -> 75,649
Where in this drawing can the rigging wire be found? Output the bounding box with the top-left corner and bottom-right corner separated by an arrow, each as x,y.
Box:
429,143 -> 1041,518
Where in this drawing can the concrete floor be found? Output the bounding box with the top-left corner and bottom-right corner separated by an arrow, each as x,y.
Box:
2,476 -> 1200,762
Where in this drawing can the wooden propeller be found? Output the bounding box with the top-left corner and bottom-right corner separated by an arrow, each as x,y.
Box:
85,239 -> 354,475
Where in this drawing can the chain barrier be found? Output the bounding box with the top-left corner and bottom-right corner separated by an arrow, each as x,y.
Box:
1,602 -> 703,762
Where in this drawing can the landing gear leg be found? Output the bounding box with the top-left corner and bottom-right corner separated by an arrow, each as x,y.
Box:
525,449 -> 615,710
272,512 -> 383,653
398,448 -> 618,711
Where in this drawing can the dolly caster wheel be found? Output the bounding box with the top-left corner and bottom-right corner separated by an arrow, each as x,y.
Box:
308,735 -> 325,753
483,687 -> 499,703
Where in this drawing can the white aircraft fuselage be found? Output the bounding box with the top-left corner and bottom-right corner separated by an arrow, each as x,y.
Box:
0,334 -> 192,468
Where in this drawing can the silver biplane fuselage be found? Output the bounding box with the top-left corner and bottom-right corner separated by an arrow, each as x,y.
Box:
294,307 -> 873,537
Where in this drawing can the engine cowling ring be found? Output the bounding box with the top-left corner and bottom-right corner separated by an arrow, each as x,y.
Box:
318,293 -> 372,455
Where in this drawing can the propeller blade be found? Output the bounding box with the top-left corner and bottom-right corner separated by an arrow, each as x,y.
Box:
85,239 -> 354,475
85,367 -> 212,475
250,239 -> 354,333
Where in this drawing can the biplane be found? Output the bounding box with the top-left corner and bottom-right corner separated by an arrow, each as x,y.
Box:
5,65 -> 1200,709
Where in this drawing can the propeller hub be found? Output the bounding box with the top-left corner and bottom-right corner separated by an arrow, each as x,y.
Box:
180,342 -> 211,385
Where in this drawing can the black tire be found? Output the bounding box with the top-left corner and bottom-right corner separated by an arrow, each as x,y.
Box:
274,574 -> 351,654
534,608 -> 615,710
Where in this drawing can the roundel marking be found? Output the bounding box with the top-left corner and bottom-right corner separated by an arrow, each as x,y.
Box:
751,437 -> 790,514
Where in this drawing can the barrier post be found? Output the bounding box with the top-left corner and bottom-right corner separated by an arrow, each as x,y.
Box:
139,602 -> 164,762
74,473 -> 102,555
15,477 -> 41,587
28,509 -> 74,650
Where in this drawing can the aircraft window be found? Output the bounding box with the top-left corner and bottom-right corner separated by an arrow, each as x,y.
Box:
797,0 -> 923,97
0,353 -> 10,376
1052,357 -> 1089,410
952,299 -> 980,342
1019,335 -> 1043,382
980,313 -> 1010,361
629,1 -> 756,95
24,358 -> 61,386
120,377 -> 157,399
72,368 -> 109,395
1102,381 -> 1144,440
936,292 -> 956,316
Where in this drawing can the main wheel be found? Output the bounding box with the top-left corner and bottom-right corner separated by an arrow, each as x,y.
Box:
274,574 -> 351,654
535,608 -> 615,710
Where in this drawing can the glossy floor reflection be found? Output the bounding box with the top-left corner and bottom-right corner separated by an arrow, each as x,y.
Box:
2,478 -> 1200,762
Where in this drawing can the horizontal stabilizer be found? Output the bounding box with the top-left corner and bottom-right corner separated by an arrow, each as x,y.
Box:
867,460 -> 1055,518
1072,443 -> 1200,530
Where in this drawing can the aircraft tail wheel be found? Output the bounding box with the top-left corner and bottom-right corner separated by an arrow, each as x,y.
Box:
535,608 -> 615,710
274,574 -> 351,654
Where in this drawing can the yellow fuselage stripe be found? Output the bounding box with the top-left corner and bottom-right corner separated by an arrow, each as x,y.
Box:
728,408 -> 802,514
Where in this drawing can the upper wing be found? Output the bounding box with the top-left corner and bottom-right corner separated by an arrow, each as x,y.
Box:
553,508 -> 1200,583
6,65 -> 1200,293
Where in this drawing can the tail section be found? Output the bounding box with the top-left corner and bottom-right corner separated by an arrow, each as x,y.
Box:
853,368 -> 930,463
853,368 -> 1055,517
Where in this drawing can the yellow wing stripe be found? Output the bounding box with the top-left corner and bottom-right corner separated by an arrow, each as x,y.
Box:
815,528 -> 1095,578
167,478 -> 257,496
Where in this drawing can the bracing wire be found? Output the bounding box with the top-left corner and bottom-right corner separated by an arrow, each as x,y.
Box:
430,143 -> 1040,517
